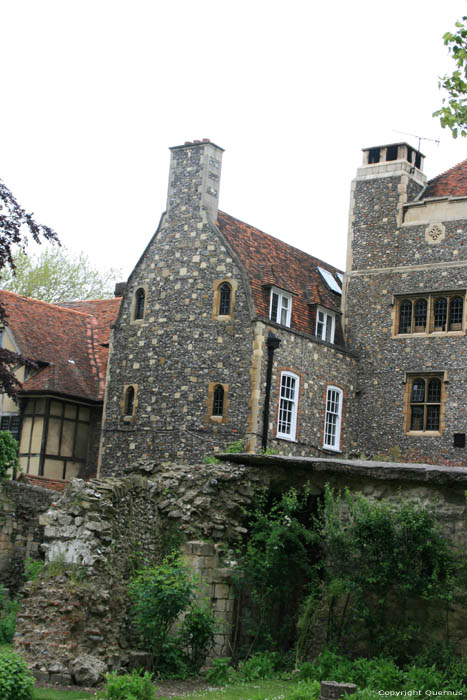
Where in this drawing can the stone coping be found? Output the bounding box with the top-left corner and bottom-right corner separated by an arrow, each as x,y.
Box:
215,453 -> 467,485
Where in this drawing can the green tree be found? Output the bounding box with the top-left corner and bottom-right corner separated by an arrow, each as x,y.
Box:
0,432 -> 18,479
0,178 -> 59,397
0,247 -> 122,303
433,16 -> 467,138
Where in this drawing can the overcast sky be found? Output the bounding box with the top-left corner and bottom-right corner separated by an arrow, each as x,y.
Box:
2,0 -> 467,282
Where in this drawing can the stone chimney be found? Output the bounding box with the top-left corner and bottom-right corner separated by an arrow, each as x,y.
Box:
166,139 -> 224,223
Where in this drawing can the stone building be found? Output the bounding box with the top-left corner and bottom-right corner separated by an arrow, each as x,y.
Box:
99,139 -> 356,473
343,143 -> 467,465
0,291 -> 120,486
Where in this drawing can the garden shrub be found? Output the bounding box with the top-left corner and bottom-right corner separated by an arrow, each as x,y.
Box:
237,651 -> 279,681
97,669 -> 155,700
0,585 -> 20,644
0,650 -> 34,700
234,487 -> 317,653
0,432 -> 18,479
23,557 -> 44,583
297,487 -> 462,662
129,553 -> 216,675
204,657 -> 232,685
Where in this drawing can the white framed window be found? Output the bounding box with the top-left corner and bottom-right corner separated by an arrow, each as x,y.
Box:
270,288 -> 292,327
323,385 -> 343,451
277,371 -> 299,441
316,307 -> 336,343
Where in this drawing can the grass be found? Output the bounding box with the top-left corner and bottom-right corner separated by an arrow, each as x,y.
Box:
33,689 -> 94,700
159,680 -> 305,699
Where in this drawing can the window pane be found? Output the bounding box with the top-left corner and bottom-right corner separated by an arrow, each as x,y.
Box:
219,284 -> 231,315
414,299 -> 427,329
271,293 -> 279,322
46,418 -> 61,455
410,406 -> 424,431
75,423 -> 89,459
426,405 -> 440,431
324,388 -> 342,449
212,385 -> 224,416
449,296 -> 463,328
50,401 -> 63,417
411,379 -> 425,403
277,374 -> 298,438
398,300 -> 412,333
125,387 -> 135,415
434,298 -> 447,330
64,404 -> 77,419
135,289 -> 145,320
427,379 -> 441,403
79,407 -> 90,422
60,421 -> 74,457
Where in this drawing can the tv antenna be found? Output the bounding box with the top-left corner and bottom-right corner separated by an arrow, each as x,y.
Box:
393,130 -> 440,152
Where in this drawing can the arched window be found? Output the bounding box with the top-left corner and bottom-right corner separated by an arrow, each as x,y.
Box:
449,296 -> 463,330
134,288 -> 145,321
124,386 -> 135,416
212,385 -> 224,417
413,299 -> 427,331
398,300 -> 412,334
219,283 -> 232,316
433,298 -> 447,331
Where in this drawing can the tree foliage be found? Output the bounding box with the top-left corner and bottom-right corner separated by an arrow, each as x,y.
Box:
0,179 -> 60,397
0,247 -> 121,303
433,16 -> 467,137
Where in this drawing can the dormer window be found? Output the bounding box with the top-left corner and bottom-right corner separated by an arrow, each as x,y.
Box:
316,307 -> 336,344
269,288 -> 292,327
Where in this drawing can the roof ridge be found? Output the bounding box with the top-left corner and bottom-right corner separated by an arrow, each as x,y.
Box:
218,211 -> 343,273
0,290 -> 93,318
427,158 -> 467,186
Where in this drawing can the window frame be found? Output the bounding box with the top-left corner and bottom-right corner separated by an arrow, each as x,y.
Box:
315,306 -> 336,344
131,286 -> 147,324
269,287 -> 292,328
323,385 -> 343,452
276,371 -> 300,441
121,384 -> 138,423
404,373 -> 446,435
394,292 -> 466,337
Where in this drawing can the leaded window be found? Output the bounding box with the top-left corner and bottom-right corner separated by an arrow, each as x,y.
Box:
219,283 -> 231,316
125,386 -> 135,416
396,293 -> 465,335
270,288 -> 292,327
134,288 -> 145,320
408,376 -> 442,432
212,385 -> 224,417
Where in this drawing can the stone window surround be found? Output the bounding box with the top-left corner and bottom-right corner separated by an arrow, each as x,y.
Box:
205,382 -> 229,424
120,384 -> 138,424
392,291 -> 466,337
269,287 -> 293,328
403,371 -> 447,436
212,278 -> 238,321
275,368 -> 301,442
130,285 -> 148,324
322,384 -> 344,452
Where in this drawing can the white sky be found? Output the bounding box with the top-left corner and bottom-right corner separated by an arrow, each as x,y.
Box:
2,0 -> 467,281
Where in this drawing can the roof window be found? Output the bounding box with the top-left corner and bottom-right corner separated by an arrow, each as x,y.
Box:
317,267 -> 342,295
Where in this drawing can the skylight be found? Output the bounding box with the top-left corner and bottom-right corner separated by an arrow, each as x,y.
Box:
336,272 -> 344,284
317,267 -> 342,294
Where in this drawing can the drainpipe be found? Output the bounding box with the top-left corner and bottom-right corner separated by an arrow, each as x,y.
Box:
261,332 -> 281,452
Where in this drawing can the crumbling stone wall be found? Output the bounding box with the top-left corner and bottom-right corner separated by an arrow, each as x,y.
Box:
14,459 -> 260,684
0,480 -> 53,593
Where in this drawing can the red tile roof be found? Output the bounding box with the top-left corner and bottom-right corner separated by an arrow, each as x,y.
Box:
217,211 -> 342,336
423,159 -> 467,199
0,291 -> 120,402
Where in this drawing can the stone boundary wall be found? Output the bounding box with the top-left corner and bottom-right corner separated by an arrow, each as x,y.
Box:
0,480 -> 54,592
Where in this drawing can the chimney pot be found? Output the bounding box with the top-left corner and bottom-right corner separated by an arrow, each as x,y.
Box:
194,139 -> 201,143
184,141 -> 192,145
202,138 -> 210,142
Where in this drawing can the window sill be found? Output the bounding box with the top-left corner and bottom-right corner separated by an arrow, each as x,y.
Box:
276,434 -> 297,442
394,331 -> 465,339
322,445 -> 342,452
209,416 -> 224,423
405,431 -> 442,437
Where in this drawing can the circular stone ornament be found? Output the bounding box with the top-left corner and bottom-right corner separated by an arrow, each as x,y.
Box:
425,222 -> 446,244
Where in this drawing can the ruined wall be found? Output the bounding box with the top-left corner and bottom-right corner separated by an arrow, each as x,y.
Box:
0,480 -> 53,592
14,460 -> 259,684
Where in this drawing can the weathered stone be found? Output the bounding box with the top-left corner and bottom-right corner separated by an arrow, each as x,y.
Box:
70,654 -> 107,686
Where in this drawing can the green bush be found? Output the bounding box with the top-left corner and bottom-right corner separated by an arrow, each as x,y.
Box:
0,586 -> 20,644
0,432 -> 18,479
237,651 -> 279,681
284,681 -> 320,700
129,553 -> 216,675
180,602 -> 216,671
97,669 -> 155,700
23,557 -> 44,582
0,650 -> 34,700
204,657 -> 232,685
